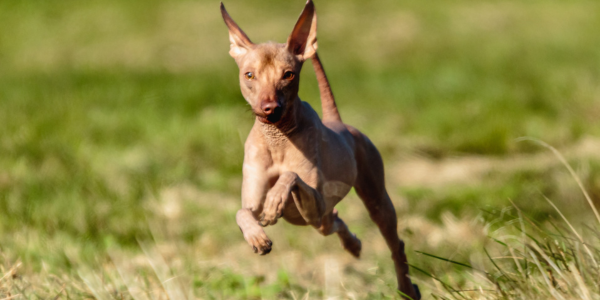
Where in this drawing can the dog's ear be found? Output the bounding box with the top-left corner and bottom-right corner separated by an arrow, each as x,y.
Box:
220,2 -> 254,59
286,0 -> 318,61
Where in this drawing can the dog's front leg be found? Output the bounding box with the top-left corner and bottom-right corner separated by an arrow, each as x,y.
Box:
260,171 -> 325,227
238,155 -> 274,255
237,184 -> 273,255
236,208 -> 272,255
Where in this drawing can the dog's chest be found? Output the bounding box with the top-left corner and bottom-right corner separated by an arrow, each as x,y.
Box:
274,148 -> 352,202
269,129 -> 353,195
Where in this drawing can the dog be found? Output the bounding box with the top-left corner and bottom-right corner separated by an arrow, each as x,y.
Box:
220,1 -> 420,298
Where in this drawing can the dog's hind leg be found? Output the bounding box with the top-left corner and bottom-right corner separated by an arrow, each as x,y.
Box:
317,209 -> 362,258
348,126 -> 420,300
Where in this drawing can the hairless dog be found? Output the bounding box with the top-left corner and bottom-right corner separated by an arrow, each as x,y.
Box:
220,1 -> 420,298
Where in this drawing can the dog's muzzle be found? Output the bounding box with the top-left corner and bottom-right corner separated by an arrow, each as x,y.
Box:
258,101 -> 283,123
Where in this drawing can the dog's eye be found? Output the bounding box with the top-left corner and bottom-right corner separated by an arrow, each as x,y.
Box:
244,72 -> 255,80
283,71 -> 295,81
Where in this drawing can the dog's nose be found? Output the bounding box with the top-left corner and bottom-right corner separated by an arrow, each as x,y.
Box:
261,101 -> 280,116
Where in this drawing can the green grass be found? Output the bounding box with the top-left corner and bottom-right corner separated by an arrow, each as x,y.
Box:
419,194 -> 600,299
1,0 -> 600,298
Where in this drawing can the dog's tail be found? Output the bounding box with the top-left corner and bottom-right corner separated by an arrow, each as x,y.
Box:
311,53 -> 342,123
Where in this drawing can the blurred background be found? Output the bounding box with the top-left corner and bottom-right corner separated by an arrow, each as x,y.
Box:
1,0 -> 600,298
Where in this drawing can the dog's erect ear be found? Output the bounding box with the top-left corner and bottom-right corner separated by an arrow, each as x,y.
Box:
220,2 -> 254,59
286,0 -> 318,60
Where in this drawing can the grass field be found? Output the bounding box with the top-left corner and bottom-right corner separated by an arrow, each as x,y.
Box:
1,0 -> 600,298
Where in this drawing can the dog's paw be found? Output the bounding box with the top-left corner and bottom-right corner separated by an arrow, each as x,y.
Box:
259,183 -> 291,226
242,226 -> 273,255
412,284 -> 421,300
397,283 -> 421,300
341,233 -> 362,258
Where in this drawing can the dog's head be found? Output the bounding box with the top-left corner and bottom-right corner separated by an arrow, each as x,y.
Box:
220,0 -> 317,124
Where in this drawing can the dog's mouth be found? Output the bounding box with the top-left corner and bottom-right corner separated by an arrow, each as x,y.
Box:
257,106 -> 284,124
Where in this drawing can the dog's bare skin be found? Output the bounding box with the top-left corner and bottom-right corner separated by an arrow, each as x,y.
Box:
221,1 -> 420,298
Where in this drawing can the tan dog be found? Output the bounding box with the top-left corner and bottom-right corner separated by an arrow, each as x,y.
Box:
220,1 -> 420,298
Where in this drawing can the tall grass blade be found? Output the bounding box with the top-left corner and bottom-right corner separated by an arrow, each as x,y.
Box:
527,242 -> 568,285
109,250 -> 152,300
78,269 -> 112,300
139,241 -> 189,300
409,264 -> 469,300
517,137 -> 600,226
570,262 -> 591,300
545,196 -> 598,268
415,251 -> 480,271
483,247 -> 514,283
528,249 -> 566,300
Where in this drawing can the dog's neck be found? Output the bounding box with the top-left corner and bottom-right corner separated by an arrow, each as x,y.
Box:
258,97 -> 304,147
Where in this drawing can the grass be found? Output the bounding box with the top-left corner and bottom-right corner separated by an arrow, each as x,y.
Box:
1,0 -> 600,298
418,148 -> 600,299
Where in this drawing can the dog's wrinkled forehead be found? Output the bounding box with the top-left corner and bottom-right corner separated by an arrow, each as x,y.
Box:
242,42 -> 297,72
